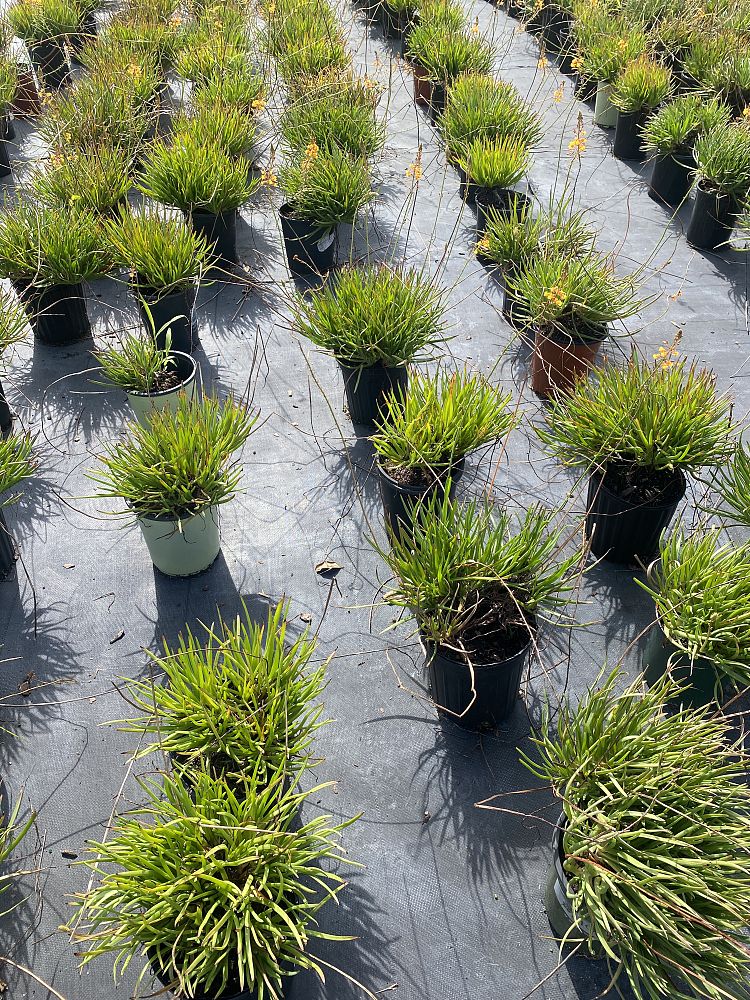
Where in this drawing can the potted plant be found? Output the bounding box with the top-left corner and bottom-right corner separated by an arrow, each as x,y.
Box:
536,353 -> 735,564
405,0 -> 465,105
10,56 -> 40,118
70,770 -> 355,1000
294,264 -> 446,426
717,438 -> 750,527
478,200 -> 544,326
75,35 -> 163,110
610,56 -> 671,161
642,95 -> 730,206
0,59 -> 18,178
31,145 -> 132,216
0,201 -> 111,345
280,72 -> 385,159
638,528 -> 750,706
0,431 -> 34,579
273,28 -> 350,90
406,23 -> 493,120
119,600 -> 327,786
380,0 -> 417,39
511,247 -> 643,396
686,120 -> 750,252
375,493 -> 580,728
8,0 -> 78,89
89,393 -> 257,577
440,72 -> 541,163
278,146 -> 373,277
190,63 -> 266,118
683,31 -> 750,116
0,291 -> 28,433
371,368 -> 518,537
68,0 -> 99,63
138,132 -> 259,269
104,209 -> 216,354
524,669 -> 750,999
583,25 -> 648,128
455,136 -> 531,232
171,102 -> 257,167
94,333 -> 198,426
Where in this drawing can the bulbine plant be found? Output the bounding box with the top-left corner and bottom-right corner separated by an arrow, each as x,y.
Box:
717,439 -> 750,526
191,64 -> 266,116
406,23 -> 493,83
172,103 -> 256,162
372,368 -> 518,475
119,600 -> 328,783
456,136 -> 530,189
377,493 -> 581,651
69,771 -> 356,999
89,393 -> 258,521
94,333 -> 179,394
0,432 -> 35,500
641,95 -> 731,155
293,265 -> 446,367
104,209 -> 216,291
32,147 -> 132,215
524,669 -> 750,1000
440,74 -> 542,158
537,353 -> 735,475
280,146 -> 373,226
280,74 -> 385,158
693,120 -> 750,199
639,528 -> 750,689
610,56 -> 671,112
38,78 -> 153,158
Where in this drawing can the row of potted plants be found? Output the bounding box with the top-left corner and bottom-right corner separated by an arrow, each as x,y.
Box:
68,601 -> 357,1000
503,0 -> 750,251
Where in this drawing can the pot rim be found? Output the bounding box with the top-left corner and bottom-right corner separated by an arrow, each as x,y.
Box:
593,463 -> 687,510
422,620 -> 537,668
376,455 -> 464,493
534,323 -> 608,347
126,350 -> 197,400
135,502 -> 218,526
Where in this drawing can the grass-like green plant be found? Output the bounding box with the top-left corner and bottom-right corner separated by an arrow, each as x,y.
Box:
511,247 -> 643,338
280,146 -> 373,226
372,368 -> 518,472
104,208 -> 215,290
480,199 -> 543,271
90,393 -> 257,520
280,74 -> 385,158
175,30 -> 248,84
119,600 -> 328,783
440,74 -> 541,160
715,438 -> 750,526
191,64 -> 265,115
172,103 -> 256,161
376,493 -> 581,650
0,792 -> 35,912
684,31 -> 750,108
416,0 -> 465,30
638,528 -> 750,689
523,668 -> 750,1000
276,32 -> 351,88
38,78 -> 153,157
138,134 -> 259,214
0,59 -> 18,109
406,24 -> 493,83
69,771 -> 355,999
456,136 -> 530,189
8,0 -> 80,43
694,120 -> 750,199
99,12 -> 181,68
581,23 -> 648,82
641,95 -> 731,155
76,38 -> 163,106
537,353 -> 735,474
610,56 -> 671,112
0,432 -> 35,502
94,332 -> 180,394
32,146 -> 132,215
0,201 -> 111,285
294,265 -> 446,367
0,291 -> 29,360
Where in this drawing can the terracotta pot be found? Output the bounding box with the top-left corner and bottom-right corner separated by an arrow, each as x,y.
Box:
531,327 -> 606,397
11,68 -> 41,117
412,63 -> 431,107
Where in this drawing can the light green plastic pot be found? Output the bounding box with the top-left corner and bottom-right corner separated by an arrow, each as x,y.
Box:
137,506 -> 220,577
593,80 -> 617,128
126,351 -> 198,426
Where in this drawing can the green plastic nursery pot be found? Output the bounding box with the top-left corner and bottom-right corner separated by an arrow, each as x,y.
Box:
585,467 -> 686,565
642,619 -> 720,708
424,624 -> 533,729
339,360 -> 408,427
0,509 -> 14,580
137,506 -> 221,577
544,820 -> 599,953
593,80 -> 617,128
126,351 -> 198,426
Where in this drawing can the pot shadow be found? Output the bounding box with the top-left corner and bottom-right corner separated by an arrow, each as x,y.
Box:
0,461 -> 63,547
336,207 -> 409,268
564,949 -> 638,999
285,878 -> 411,1000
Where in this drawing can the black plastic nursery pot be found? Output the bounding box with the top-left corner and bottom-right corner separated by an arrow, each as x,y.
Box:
1,111 -> 15,142
136,284 -> 196,354
189,209 -> 237,269
69,13 -> 97,63
686,183 -> 738,252
380,2 -> 410,38
474,188 -> 531,236
339,361 -> 408,427
585,466 -> 686,565
279,204 -> 336,277
648,148 -> 694,207
612,109 -> 650,161
378,458 -> 464,541
544,820 -> 599,952
0,377 -> 11,432
0,137 -> 11,178
0,509 -> 14,581
540,4 -> 572,52
642,618 -> 720,708
424,625 -> 534,730
152,959 -> 275,1000
30,283 -> 91,345
499,270 -> 530,330
428,81 -> 446,122
506,0 -> 523,17
29,40 -> 70,90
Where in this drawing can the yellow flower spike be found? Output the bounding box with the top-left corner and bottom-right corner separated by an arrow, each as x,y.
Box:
544,285 -> 567,308
553,83 -> 565,103
304,141 -> 319,161
471,17 -> 479,34
251,98 -> 266,112
537,55 -> 549,69
569,113 -> 587,158
571,56 -> 584,70
260,168 -> 277,187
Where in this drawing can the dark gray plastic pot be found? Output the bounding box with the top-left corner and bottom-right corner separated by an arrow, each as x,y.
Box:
642,619 -> 720,707
686,183 -> 738,252
424,625 -> 533,729
648,148 -> 694,206
339,361 -> 407,427
377,459 -> 464,542
33,283 -> 91,345
136,285 -> 196,354
0,376 -> 11,432
0,508 -> 14,580
189,209 -> 237,268
29,39 -> 70,89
